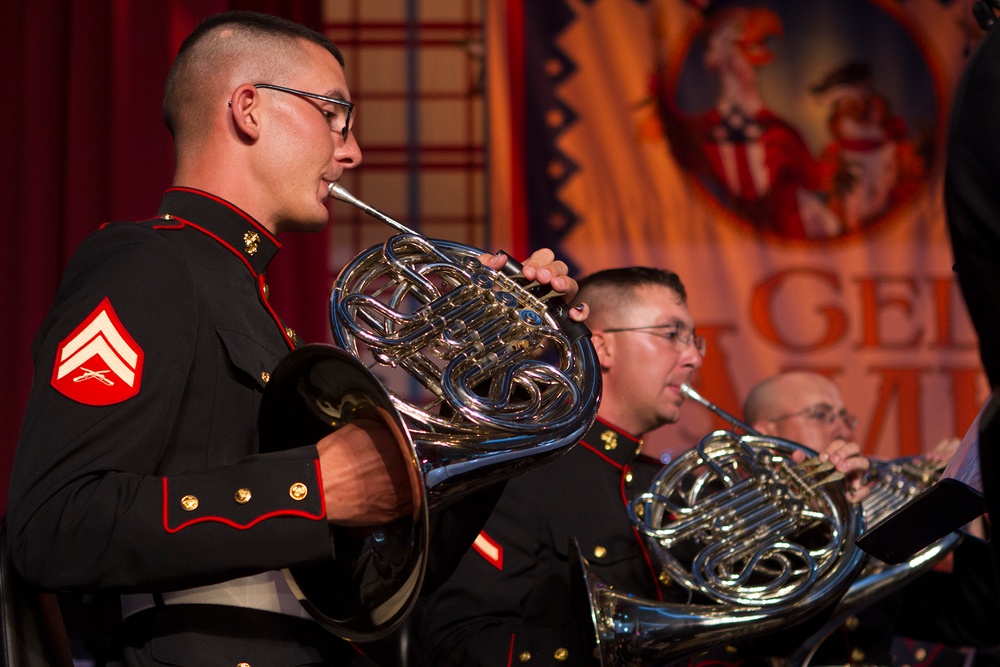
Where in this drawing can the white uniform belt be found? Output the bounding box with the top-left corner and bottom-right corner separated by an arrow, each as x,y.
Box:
121,570 -> 312,620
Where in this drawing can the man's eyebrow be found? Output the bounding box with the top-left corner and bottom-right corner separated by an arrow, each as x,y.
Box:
651,318 -> 690,328
321,88 -> 351,102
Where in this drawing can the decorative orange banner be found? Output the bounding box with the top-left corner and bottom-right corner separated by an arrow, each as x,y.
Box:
489,0 -> 989,460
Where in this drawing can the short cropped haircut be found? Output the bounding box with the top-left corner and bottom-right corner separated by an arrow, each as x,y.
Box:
576,267 -> 688,324
163,10 -> 344,138
577,266 -> 687,304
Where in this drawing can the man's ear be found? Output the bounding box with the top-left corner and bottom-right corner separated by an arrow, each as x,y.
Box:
591,330 -> 613,372
752,419 -> 776,436
229,84 -> 262,140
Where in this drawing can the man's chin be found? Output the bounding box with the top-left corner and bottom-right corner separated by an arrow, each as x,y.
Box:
275,214 -> 330,235
657,409 -> 682,427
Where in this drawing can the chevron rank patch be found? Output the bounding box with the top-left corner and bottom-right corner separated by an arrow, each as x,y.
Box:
473,530 -> 503,570
50,297 -> 145,406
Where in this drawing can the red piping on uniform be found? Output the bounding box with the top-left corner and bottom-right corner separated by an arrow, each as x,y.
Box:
166,186 -> 282,247
578,441 -> 625,470
506,633 -> 516,667
161,461 -> 325,533
258,275 -> 296,349
621,468 -> 665,602
313,456 -> 327,520
581,423 -> 665,602
148,217 -> 295,350
593,416 -> 642,444
152,218 -> 258,275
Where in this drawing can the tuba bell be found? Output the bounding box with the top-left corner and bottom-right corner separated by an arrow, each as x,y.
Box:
258,184 -> 601,641
577,383 -> 865,666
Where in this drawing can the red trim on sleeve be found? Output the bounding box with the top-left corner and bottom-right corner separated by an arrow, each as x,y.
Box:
313,457 -> 327,521
506,633 -> 516,667
161,461 -> 326,533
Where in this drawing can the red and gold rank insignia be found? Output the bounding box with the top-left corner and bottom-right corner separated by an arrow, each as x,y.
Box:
50,297 -> 145,406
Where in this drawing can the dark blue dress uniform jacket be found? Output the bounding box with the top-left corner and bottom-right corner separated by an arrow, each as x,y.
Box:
7,189 -> 368,664
418,417 -> 666,666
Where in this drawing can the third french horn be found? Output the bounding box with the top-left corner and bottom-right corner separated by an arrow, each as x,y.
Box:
577,383 -> 865,666
578,382 -> 960,666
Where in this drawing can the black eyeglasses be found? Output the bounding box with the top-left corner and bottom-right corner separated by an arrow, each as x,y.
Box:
600,324 -> 707,356
767,403 -> 858,430
253,83 -> 355,139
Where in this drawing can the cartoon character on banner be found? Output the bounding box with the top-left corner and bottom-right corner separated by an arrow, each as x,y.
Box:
653,1 -> 930,241
811,61 -> 926,234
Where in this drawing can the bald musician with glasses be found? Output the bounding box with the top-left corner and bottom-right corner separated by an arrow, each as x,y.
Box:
744,372 -> 869,503
743,371 -> 1000,667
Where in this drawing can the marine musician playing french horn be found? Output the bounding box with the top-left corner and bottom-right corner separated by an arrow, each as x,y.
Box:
418,267 -> 872,667
7,11 -> 590,664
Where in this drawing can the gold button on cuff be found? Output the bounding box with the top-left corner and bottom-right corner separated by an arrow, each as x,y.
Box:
725,645 -> 739,654
844,615 -> 860,631
518,651 -> 531,663
914,648 -> 928,661
624,472 -> 633,484
234,488 -> 252,504
289,482 -> 308,501
554,647 -> 569,661
850,648 -> 866,662
260,371 -> 270,384
658,571 -> 671,585
593,545 -> 607,559
180,495 -> 199,511
262,282 -> 270,299
161,214 -> 174,220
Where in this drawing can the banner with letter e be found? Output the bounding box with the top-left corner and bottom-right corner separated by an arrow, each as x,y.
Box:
487,0 -> 988,459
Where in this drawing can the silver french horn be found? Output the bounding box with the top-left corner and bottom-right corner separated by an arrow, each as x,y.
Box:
680,387 -> 961,666
784,455 -> 960,666
258,183 -> 601,641
577,383 -> 866,666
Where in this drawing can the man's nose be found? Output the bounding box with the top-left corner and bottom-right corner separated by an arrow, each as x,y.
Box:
336,132 -> 363,168
831,418 -> 853,442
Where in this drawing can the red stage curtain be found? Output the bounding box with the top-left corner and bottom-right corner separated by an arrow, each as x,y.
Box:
0,0 -> 331,517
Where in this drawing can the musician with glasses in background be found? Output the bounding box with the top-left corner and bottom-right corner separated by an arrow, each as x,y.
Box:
744,371 -> 1000,667
745,372 -> 869,504
418,268 -> 871,667
6,10 -> 583,665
